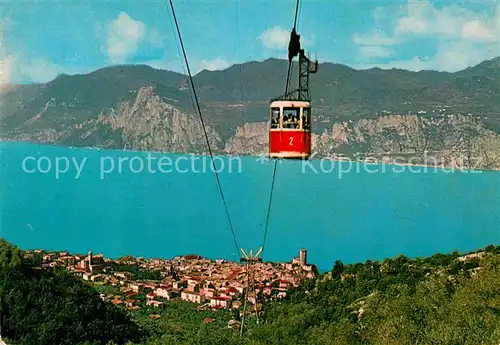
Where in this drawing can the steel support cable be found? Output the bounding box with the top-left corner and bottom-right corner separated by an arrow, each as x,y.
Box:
240,262 -> 249,336
284,0 -> 301,96
233,1 -> 254,335
166,5 -> 199,131
236,0 -> 245,109
261,0 -> 302,260
166,0 -> 240,255
260,159 -> 278,258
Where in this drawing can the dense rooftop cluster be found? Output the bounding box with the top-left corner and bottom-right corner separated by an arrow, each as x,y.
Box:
24,248 -> 317,317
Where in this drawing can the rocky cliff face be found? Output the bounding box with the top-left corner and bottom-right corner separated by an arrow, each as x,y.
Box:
2,84 -> 500,170
97,86 -> 221,153
225,114 -> 500,170
4,86 -> 221,153
224,122 -> 267,155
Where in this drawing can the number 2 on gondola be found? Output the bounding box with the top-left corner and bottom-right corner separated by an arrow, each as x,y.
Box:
289,137 -> 293,145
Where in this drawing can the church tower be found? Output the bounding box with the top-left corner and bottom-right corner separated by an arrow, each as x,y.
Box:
299,248 -> 307,265
87,249 -> 93,273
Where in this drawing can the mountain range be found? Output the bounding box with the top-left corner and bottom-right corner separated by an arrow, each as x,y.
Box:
1,57 -> 499,169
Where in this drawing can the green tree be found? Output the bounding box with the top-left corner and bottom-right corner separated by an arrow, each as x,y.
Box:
0,239 -> 147,345
331,260 -> 344,279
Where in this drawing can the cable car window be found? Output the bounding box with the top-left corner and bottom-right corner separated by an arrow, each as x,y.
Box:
270,107 -> 280,128
283,107 -> 299,129
302,107 -> 311,130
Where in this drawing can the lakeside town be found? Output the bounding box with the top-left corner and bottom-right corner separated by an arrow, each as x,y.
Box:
22,247 -> 317,322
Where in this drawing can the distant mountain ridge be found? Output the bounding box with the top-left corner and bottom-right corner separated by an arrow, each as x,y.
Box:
1,57 -> 499,169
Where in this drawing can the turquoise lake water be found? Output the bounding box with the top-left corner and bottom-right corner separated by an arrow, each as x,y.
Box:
1,141 -> 499,271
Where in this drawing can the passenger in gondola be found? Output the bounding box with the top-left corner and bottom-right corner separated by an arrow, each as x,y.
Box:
271,109 -> 279,128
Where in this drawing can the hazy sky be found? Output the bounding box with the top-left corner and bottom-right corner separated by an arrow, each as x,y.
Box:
1,0 -> 499,84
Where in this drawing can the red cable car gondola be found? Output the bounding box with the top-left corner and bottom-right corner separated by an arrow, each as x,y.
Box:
269,99 -> 311,159
268,30 -> 318,160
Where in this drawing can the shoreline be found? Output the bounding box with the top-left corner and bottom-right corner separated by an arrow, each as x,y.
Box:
2,139 -> 500,172
323,155 -> 500,172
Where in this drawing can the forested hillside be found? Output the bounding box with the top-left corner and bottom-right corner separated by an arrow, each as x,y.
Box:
0,239 -> 146,345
